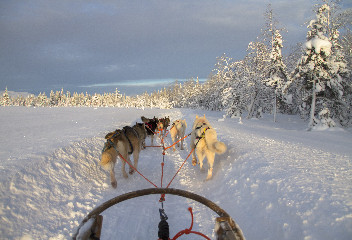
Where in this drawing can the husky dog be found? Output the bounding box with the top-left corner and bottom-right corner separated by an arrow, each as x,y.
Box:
100,123 -> 146,188
157,116 -> 170,136
190,115 -> 227,180
133,122 -> 147,150
169,119 -> 187,151
141,116 -> 158,145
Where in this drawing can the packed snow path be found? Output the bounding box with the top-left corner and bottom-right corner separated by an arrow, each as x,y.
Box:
0,107 -> 351,239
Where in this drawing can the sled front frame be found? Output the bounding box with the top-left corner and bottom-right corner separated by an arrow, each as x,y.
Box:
72,188 -> 245,240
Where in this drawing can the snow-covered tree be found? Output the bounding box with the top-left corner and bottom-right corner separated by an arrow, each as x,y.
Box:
203,54 -> 235,111
265,29 -> 289,121
1,87 -> 11,106
245,40 -> 272,119
261,5 -> 289,121
221,60 -> 250,118
292,3 -> 351,129
36,92 -> 48,106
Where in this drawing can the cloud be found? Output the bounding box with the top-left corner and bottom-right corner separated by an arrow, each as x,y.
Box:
103,64 -> 122,73
0,0 -> 345,95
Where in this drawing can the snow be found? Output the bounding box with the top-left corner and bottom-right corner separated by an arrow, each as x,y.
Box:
0,90 -> 31,98
304,36 -> 332,55
0,106 -> 351,240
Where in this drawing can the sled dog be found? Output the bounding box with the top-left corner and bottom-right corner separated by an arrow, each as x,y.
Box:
141,116 -> 158,145
157,116 -> 170,136
100,123 -> 147,188
190,115 -> 227,180
170,119 -> 187,151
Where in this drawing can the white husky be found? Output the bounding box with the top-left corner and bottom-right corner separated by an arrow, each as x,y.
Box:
169,119 -> 187,151
190,115 -> 227,180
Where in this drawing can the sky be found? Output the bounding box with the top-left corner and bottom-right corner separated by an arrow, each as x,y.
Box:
0,0 -> 351,96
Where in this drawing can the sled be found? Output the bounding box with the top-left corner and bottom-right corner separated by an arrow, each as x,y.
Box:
72,188 -> 245,240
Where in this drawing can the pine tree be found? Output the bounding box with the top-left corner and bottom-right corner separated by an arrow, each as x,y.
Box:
327,27 -> 351,126
265,29 -> 289,122
245,40 -> 271,119
221,60 -> 248,118
293,4 -> 330,128
292,3 -> 351,129
204,54 -> 235,111
1,87 -> 11,106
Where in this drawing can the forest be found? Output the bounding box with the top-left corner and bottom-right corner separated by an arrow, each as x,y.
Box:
1,1 -> 351,130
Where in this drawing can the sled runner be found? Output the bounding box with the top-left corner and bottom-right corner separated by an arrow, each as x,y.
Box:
72,188 -> 245,240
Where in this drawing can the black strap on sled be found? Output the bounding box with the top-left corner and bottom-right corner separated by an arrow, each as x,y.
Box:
158,208 -> 169,240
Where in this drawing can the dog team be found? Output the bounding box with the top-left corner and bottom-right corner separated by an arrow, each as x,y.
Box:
100,115 -> 227,188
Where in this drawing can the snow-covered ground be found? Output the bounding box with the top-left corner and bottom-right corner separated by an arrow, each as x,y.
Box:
0,106 -> 351,240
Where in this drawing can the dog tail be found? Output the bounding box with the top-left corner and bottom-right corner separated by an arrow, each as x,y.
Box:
100,152 -> 114,171
205,129 -> 227,154
211,141 -> 227,154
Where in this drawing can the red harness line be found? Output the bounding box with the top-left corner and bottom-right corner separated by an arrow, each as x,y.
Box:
158,207 -> 211,240
165,147 -> 194,188
117,153 -> 158,188
170,207 -> 211,240
163,134 -> 189,151
143,126 -> 195,189
117,126 -> 210,240
117,125 -> 193,190
145,127 -> 188,151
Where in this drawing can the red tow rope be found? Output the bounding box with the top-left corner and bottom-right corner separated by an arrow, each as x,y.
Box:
133,124 -> 210,240
117,153 -> 158,188
171,207 -> 211,240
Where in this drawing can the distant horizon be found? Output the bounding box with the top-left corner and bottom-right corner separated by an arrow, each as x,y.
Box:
1,77 -> 207,96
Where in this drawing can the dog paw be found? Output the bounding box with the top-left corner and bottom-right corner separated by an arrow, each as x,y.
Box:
192,159 -> 197,166
206,173 -> 213,180
129,169 -> 135,175
111,181 -> 117,188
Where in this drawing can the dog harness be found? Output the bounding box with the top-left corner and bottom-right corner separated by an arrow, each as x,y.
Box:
102,130 -> 121,153
122,126 -> 135,154
131,126 -> 140,139
145,120 -> 158,135
195,123 -> 210,140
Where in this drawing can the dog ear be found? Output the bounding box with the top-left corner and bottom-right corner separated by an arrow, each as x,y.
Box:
196,115 -> 198,119
203,114 -> 205,118
105,132 -> 114,139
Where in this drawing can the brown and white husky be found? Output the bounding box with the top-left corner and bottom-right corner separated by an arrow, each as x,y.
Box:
100,123 -> 146,188
169,119 -> 187,151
